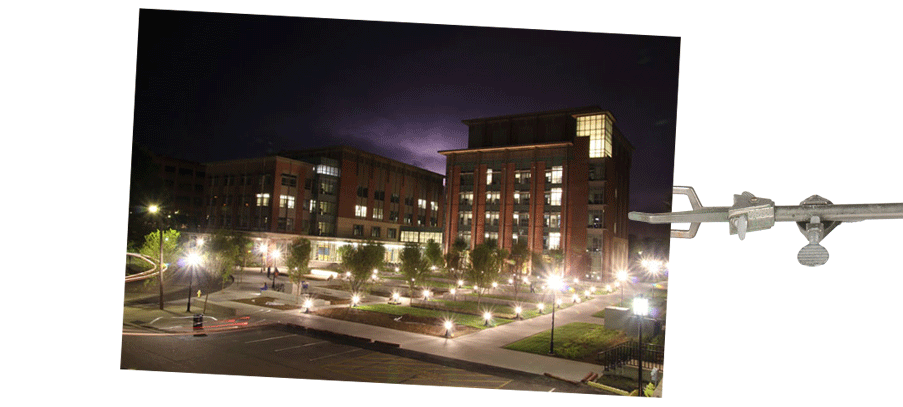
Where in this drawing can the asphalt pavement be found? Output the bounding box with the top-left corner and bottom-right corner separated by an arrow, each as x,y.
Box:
122,268 -> 652,390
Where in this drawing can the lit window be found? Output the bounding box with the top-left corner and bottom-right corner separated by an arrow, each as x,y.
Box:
355,205 -> 368,218
316,165 -> 340,177
280,195 -> 295,209
256,193 -> 270,206
430,201 -> 438,211
550,188 -> 562,206
577,114 -> 612,158
549,232 -> 561,250
418,199 -> 427,209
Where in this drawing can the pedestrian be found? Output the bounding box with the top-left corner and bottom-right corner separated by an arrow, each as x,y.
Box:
274,267 -> 279,279
267,266 -> 271,278
302,280 -> 309,292
530,282 -> 535,293
261,283 -> 268,291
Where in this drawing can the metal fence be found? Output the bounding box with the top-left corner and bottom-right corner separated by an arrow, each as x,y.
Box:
597,341 -> 664,371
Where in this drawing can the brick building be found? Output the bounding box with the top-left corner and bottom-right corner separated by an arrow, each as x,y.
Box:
439,106 -> 633,282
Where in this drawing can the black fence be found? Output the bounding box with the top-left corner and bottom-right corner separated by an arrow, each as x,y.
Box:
597,341 -> 665,371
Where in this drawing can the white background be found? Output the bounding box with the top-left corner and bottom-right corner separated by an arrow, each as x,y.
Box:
4,1 -> 901,406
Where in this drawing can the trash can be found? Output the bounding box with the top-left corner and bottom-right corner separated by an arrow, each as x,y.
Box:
193,314 -> 204,330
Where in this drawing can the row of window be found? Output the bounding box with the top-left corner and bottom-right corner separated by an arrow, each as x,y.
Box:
459,189 -> 563,206
459,166 -> 564,186
456,231 -> 561,250
458,211 -> 562,228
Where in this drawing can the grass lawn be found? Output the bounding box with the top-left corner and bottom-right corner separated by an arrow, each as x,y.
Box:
503,322 -> 626,363
356,303 -> 514,329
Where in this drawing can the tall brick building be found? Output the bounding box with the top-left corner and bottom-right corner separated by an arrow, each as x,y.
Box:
440,106 -> 633,282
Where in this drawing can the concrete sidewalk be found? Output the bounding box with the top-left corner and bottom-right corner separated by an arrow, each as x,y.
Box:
123,272 -> 642,386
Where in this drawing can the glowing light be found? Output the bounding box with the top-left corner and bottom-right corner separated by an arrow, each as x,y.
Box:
196,238 -> 204,247
508,278 -> 514,284
444,320 -> 453,330
633,297 -> 649,316
148,205 -> 159,213
515,306 -> 522,314
492,282 -> 498,288
605,284 -> 612,291
392,292 -> 400,300
395,267 -> 400,272
584,290 -> 591,297
483,312 -> 492,321
556,298 -> 563,306
537,302 -> 545,311
548,274 -> 563,290
271,249 -> 281,259
423,289 -> 431,298
351,295 -> 361,305
449,288 -> 456,295
186,253 -> 202,267
572,294 -> 580,303
457,280 -> 464,287
617,269 -> 628,282
304,299 -> 313,308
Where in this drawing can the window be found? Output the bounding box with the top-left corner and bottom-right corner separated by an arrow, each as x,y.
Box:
549,232 -> 561,250
353,224 -> 364,236
418,198 -> 427,209
515,170 -> 531,185
281,174 -> 297,187
401,230 -> 419,243
459,211 -> 472,225
317,201 -> 336,216
486,192 -> 500,205
549,212 -> 561,228
317,222 -> 334,235
486,168 -> 500,185
355,205 -> 368,218
484,231 -> 498,241
577,114 -> 612,158
430,201 -> 438,211
256,193 -> 271,207
387,228 -> 397,239
589,210 -> 604,228
545,166 -> 563,184
374,190 -> 385,201
319,179 -> 337,195
316,165 -> 340,177
485,211 -> 499,226
519,212 -> 530,227
389,211 -> 399,221
404,214 -> 413,225
280,195 -> 295,209
514,192 -> 530,205
589,189 -> 605,205
390,193 -> 400,203
371,227 -> 381,238
550,188 -> 562,206
458,231 -> 471,245
460,192 -> 473,205
418,215 -> 425,226
430,216 -> 437,227
373,206 -> 384,220
460,172 -> 474,185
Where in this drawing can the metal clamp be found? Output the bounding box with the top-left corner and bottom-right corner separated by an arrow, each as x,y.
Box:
629,186 -> 903,266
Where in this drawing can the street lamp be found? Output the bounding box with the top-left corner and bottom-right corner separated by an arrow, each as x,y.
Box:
633,296 -> 650,396
148,205 -> 165,310
483,311 -> 493,327
185,252 -> 202,312
547,274 -> 563,354
617,269 -> 629,304
643,259 -> 663,300
444,320 -> 453,338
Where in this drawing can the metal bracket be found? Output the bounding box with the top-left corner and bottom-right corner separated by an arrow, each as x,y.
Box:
628,186 -> 903,266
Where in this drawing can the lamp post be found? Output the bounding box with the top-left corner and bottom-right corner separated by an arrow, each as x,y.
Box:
148,205 -> 165,310
643,259 -> 662,301
633,296 -> 649,396
185,252 -> 202,312
548,274 -> 563,355
271,248 -> 281,288
617,269 -> 628,305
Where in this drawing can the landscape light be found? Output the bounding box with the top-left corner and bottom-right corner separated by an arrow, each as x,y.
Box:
449,288 -> 456,295
457,279 -> 464,287
483,312 -> 492,326
492,282 -> 498,288
572,294 -> 580,303
515,306 -> 523,319
304,299 -> 313,313
351,295 -> 361,307
444,320 -> 453,338
537,302 -> 545,313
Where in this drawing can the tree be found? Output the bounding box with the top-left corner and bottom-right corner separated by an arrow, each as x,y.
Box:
400,243 -> 429,301
286,238 -> 312,297
423,239 -> 443,274
445,238 -> 469,282
205,230 -> 242,289
467,241 -> 504,305
508,241 -> 530,300
339,241 -> 385,294
138,229 -> 182,273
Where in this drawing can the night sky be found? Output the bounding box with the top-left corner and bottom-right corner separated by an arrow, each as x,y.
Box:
132,9 -> 680,238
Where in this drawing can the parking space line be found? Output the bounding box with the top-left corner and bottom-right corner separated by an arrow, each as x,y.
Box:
245,334 -> 295,344
309,348 -> 363,361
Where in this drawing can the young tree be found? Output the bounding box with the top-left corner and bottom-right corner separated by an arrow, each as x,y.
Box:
138,229 -> 182,276
467,241 -> 504,305
338,241 -> 385,295
445,238 -> 469,282
508,241 -> 530,300
205,230 -> 241,289
400,243 -> 429,301
286,238 -> 312,297
423,239 -> 443,274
